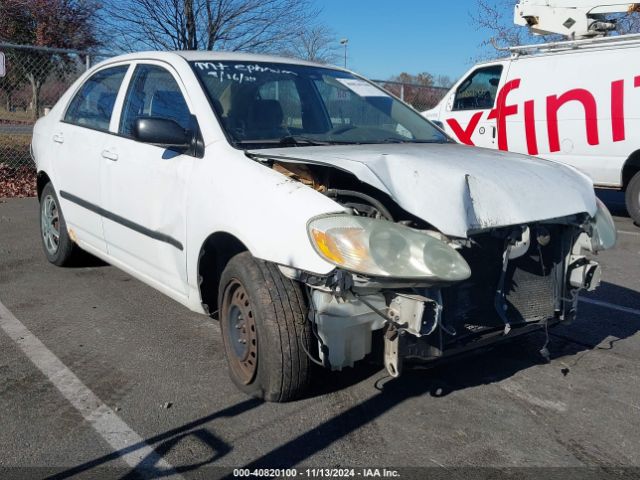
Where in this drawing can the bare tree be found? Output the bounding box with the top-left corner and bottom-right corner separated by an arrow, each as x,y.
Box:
102,0 -> 319,53
613,11 -> 640,34
471,0 -> 640,56
471,0 -> 557,54
382,72 -> 447,111
282,25 -> 340,64
388,72 -> 434,87
434,75 -> 453,88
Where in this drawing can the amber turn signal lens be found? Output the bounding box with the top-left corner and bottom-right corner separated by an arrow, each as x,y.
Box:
311,228 -> 345,264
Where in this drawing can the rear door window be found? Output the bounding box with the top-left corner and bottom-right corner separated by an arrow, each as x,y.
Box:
64,65 -> 129,131
453,65 -> 503,111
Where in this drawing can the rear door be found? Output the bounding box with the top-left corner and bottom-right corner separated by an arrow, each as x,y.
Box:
53,64 -> 129,253
438,63 -> 508,149
101,62 -> 197,297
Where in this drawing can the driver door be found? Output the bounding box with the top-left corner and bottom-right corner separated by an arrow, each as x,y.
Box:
440,64 -> 507,149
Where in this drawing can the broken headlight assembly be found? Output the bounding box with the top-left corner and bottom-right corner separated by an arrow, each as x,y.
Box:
307,215 -> 471,281
590,197 -> 617,252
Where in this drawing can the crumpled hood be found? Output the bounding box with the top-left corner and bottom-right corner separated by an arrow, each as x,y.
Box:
248,143 -> 596,238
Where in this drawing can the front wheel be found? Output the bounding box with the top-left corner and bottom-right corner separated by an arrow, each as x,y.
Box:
218,252 -> 314,402
39,182 -> 79,266
626,171 -> 640,225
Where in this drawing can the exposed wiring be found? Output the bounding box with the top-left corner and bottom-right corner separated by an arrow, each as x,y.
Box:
495,238 -> 515,335
537,242 -> 546,276
539,318 -> 551,361
303,286 -> 331,368
353,292 -> 393,324
300,330 -> 325,367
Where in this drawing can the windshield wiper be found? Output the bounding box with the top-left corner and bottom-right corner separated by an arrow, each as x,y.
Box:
372,137 -> 449,144
236,135 -> 348,147
277,135 -> 332,146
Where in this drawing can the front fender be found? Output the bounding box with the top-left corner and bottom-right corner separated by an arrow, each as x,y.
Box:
186,144 -> 344,292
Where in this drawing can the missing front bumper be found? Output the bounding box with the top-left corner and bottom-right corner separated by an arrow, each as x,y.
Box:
383,316 -> 563,376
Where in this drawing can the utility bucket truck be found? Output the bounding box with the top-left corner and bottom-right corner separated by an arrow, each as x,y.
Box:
424,1 -> 640,224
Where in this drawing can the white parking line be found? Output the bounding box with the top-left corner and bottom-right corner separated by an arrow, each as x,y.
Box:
579,297 -> 640,317
618,230 -> 640,236
0,300 -> 184,479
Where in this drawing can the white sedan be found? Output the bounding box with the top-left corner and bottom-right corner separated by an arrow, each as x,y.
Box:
32,52 -> 616,401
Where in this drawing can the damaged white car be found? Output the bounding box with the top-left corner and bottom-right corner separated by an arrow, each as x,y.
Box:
32,52 -> 616,401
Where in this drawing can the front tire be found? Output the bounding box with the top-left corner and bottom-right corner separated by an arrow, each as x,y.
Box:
218,252 -> 314,402
39,182 -> 79,266
626,171 -> 640,225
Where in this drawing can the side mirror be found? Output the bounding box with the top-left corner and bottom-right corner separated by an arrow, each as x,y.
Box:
446,94 -> 454,112
133,117 -> 193,149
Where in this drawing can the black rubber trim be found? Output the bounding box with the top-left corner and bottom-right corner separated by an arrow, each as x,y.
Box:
59,191 -> 184,251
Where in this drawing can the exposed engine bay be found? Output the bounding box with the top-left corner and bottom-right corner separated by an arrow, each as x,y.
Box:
255,154 -> 611,377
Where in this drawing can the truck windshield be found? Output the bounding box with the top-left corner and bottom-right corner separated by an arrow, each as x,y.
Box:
191,61 -> 449,148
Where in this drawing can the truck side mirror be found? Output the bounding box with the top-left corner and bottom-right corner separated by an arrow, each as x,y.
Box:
446,94 -> 454,112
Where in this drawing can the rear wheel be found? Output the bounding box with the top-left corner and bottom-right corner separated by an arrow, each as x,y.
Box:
626,171 -> 640,225
39,183 -> 79,266
218,252 -> 314,402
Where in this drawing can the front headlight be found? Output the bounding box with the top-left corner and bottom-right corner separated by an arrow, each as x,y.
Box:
590,198 -> 617,251
308,215 -> 471,281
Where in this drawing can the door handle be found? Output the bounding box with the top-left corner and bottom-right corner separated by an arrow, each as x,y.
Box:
101,150 -> 118,161
52,133 -> 64,144
492,126 -> 497,139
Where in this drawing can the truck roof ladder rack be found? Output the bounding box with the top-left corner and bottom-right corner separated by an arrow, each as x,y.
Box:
507,32 -> 640,56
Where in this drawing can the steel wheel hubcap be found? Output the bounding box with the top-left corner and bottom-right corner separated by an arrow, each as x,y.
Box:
41,194 -> 60,255
222,280 -> 258,384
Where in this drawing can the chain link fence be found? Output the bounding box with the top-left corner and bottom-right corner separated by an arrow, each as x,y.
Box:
0,43 -> 109,197
373,80 -> 448,112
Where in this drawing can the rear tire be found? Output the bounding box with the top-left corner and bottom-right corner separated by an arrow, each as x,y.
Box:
218,252 -> 314,402
626,171 -> 640,225
39,182 -> 79,266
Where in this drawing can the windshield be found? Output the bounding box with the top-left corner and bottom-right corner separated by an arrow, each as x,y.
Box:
190,61 -> 449,148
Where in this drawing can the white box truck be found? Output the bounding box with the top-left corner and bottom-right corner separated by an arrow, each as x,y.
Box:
424,1 -> 640,223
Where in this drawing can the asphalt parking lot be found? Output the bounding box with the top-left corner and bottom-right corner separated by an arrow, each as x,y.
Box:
0,192 -> 639,479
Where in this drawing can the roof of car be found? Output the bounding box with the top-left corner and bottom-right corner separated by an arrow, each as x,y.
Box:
98,50 -> 343,71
